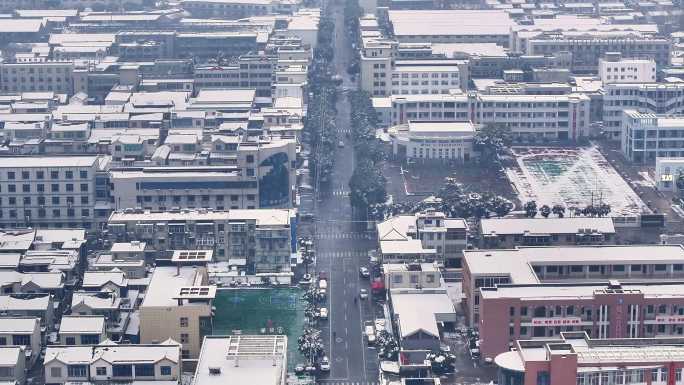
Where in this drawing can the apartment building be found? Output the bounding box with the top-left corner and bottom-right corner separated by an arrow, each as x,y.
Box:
377,211 -> 468,268
0,317 -> 41,365
496,332 -> 684,385
110,166 -> 260,211
0,156 -> 111,231
655,157 -> 684,192
383,262 -> 442,291
107,208 -> 295,273
388,10 -> 515,46
139,266 -> 214,359
599,54 -> 657,84
359,37 -> 395,96
473,93 -> 591,141
390,62 -> 460,95
481,280 -> 684,362
0,61 -> 74,94
388,120 -> 474,162
382,93 -> 470,127
603,82 -> 684,139
479,217 -> 617,248
621,110 -> 684,163
58,315 -> 107,345
175,32 -> 260,60
462,244 -> 684,327
44,341 -> 181,385
181,0 -> 295,19
193,335 -> 287,385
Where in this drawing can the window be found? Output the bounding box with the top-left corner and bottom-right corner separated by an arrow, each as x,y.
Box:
112,364 -> 133,377
51,171 -> 59,179
67,365 -> 88,377
50,367 -> 62,378
80,170 -> 88,179
537,371 -> 550,385
160,366 -> 172,376
6,172 -> 14,180
65,171 -> 73,179
66,184 -> 74,192
7,185 -> 15,193
0,367 -> 13,377
21,171 -> 29,179
80,183 -> 89,192
181,333 -> 189,343
81,334 -> 99,344
51,184 -> 59,192
65,336 -> 76,345
180,317 -> 189,327
96,367 -> 107,376
0,337 -> 6,345
134,364 -> 155,377
12,335 -> 29,345
36,171 -> 44,179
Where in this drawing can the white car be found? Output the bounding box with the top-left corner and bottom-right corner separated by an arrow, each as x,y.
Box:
359,289 -> 368,299
365,325 -> 376,344
320,356 -> 330,371
319,307 -> 328,319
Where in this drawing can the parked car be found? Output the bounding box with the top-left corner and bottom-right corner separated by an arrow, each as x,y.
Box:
364,322 -> 376,344
299,274 -> 313,285
359,267 -> 370,278
319,307 -> 328,319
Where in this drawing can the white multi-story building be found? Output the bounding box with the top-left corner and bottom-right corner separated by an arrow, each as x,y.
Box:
0,155 -> 111,231
359,37 -> 395,96
44,341 -> 181,385
599,54 -> 657,84
621,110 -> 684,163
603,82 -> 684,139
0,62 -> 74,94
388,121 -> 474,161
472,93 -> 591,141
106,208 -> 295,272
377,211 -> 468,268
139,266 -> 214,360
390,63 -> 460,95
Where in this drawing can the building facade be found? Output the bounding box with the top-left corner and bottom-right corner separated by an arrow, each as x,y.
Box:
622,110 -> 684,163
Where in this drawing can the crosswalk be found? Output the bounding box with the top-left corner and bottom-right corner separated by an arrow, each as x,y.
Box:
315,232 -> 374,240
331,189 -> 349,197
317,250 -> 369,259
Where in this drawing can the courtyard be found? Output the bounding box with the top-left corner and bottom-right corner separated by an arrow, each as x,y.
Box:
212,287 -> 306,369
506,146 -> 648,216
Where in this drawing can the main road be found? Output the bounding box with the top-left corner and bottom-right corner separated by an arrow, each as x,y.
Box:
314,1 -> 380,384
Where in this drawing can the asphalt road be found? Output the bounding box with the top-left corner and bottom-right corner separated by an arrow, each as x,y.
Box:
314,1 -> 380,384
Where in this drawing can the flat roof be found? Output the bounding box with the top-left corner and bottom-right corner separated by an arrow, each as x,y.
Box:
464,245 -> 684,284
389,10 -> 514,37
0,156 -> 99,168
193,335 -> 287,385
109,209 -> 293,226
59,316 -> 105,334
481,281 -> 684,300
380,239 -> 433,254
409,121 -> 475,134
142,266 -> 210,308
480,217 -> 615,236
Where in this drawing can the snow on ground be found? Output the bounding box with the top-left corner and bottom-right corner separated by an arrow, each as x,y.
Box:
505,146 -> 647,216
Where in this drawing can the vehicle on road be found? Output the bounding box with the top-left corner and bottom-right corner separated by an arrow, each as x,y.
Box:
359,267 -> 370,278
319,307 -> 328,319
318,279 -> 327,290
299,274 -> 313,285
319,356 -> 330,372
364,322 -> 376,344
338,140 -> 345,148
359,288 -> 368,299
300,212 -> 315,221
